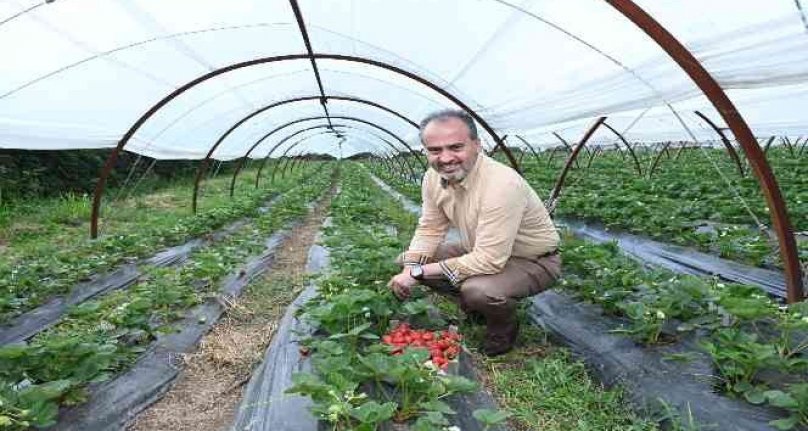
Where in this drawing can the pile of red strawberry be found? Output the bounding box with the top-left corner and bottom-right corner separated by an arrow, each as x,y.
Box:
382,322 -> 462,369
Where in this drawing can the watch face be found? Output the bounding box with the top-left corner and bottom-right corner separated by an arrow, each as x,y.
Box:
411,265 -> 424,279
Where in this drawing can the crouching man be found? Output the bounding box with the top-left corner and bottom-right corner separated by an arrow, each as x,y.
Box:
388,109 -> 561,356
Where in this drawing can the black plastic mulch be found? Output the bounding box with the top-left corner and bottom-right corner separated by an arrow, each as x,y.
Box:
530,290 -> 784,431
50,229 -> 292,431
0,200 -> 270,346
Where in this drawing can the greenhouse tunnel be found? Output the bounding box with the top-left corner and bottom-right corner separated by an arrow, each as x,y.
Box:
1,1 -> 807,430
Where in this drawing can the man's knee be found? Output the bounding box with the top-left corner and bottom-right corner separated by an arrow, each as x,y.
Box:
460,278 -> 508,312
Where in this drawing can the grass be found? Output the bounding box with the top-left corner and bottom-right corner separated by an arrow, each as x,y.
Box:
487,349 -> 657,431
429,291 -> 660,431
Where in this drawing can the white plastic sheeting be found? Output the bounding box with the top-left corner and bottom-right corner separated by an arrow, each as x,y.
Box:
1,0 -> 807,158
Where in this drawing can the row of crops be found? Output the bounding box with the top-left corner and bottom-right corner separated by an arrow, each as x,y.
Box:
1,148 -> 805,430
271,166 -> 657,430
3,162 -> 649,431
1,161 -> 316,322
522,146 -> 807,267
0,162 -> 333,429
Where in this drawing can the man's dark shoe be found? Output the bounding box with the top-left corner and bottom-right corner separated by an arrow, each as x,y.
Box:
483,320 -> 519,357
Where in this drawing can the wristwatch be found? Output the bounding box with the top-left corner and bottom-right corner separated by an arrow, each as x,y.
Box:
409,264 -> 425,280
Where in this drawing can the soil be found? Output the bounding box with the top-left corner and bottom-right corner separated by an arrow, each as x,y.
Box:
126,188 -> 334,431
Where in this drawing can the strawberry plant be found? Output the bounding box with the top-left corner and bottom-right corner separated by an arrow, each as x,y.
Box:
0,166 -> 319,322
759,384 -> 808,430
290,167 -> 504,430
0,167 -> 335,427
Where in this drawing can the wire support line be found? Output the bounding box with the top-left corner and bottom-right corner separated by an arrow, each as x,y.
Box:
0,1 -> 45,27
796,0 -> 808,33
11,5 -> 178,96
691,125 -> 767,234
491,0 -> 697,142
119,1 -> 256,112
124,158 -> 157,202
113,154 -> 144,203
0,22 -> 293,100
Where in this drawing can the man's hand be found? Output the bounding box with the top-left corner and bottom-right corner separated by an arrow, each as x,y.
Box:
388,271 -> 418,299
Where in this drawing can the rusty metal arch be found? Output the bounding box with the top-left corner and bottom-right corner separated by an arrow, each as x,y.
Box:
323,125 -> 417,178
609,0 -> 802,302
199,93 -> 426,204
255,116 -> 420,185
201,93 -> 422,183
585,146 -> 603,169
274,133 -> 326,187
366,150 -> 417,184
214,94 -> 422,196
343,134 -> 416,179
327,132 -> 414,179
694,110 -> 745,177
512,135 -> 543,166
546,117 -> 607,211
762,136 -> 777,154
226,128 -> 403,197
250,120 -> 419,190
90,53 -> 518,238
647,141 -> 675,178
552,132 -> 574,152
280,150 -> 309,180
265,123 -> 419,187
224,125 -> 335,199
552,131 -> 585,169
284,132 -> 409,182
601,121 -> 643,175
545,145 -> 565,168
782,137 -> 796,155
270,125 -> 412,187
279,130 -> 405,180
194,114 -> 419,211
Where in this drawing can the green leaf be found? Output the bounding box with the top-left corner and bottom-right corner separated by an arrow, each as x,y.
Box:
473,408 -> 512,425
441,375 -> 478,394
347,322 -> 372,336
19,379 -> 72,401
25,398 -> 60,427
285,373 -> 330,399
348,401 -> 397,424
357,353 -> 396,378
764,390 -> 799,409
769,416 -> 799,430
744,387 -> 766,405
418,399 -> 455,415
412,411 -> 450,430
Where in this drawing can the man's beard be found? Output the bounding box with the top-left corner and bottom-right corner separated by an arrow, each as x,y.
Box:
433,162 -> 469,183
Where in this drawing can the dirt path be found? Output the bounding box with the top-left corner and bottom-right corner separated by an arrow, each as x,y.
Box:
127,188 -> 334,431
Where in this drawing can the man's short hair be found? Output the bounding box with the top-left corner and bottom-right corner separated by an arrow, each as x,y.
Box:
419,109 -> 479,144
